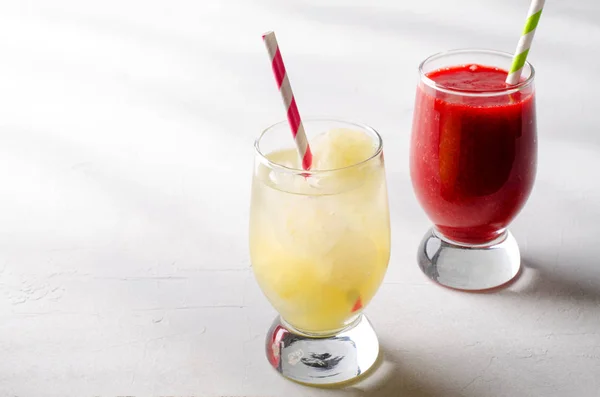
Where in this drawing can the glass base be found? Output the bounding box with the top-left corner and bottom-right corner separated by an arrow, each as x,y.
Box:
265,314 -> 379,386
417,227 -> 521,291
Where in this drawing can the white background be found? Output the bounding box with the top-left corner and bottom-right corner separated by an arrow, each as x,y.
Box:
1,0 -> 599,396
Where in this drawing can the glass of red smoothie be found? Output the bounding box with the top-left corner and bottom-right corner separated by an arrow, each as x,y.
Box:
410,49 -> 537,291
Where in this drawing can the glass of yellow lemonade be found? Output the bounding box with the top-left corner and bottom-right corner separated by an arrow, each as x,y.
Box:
249,119 -> 390,385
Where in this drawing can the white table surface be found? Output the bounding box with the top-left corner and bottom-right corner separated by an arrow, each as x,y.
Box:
1,0 -> 599,396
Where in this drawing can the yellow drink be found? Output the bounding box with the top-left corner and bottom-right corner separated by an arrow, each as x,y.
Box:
250,127 -> 390,333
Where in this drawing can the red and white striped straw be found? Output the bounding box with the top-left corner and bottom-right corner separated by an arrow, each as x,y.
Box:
262,31 -> 313,171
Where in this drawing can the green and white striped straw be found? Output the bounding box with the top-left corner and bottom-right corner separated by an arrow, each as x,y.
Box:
506,0 -> 545,85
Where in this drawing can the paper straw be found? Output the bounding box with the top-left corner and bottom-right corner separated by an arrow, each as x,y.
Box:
262,31 -> 313,170
506,0 -> 545,85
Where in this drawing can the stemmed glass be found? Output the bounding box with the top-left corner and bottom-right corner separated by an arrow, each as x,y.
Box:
249,119 -> 390,384
410,49 -> 537,290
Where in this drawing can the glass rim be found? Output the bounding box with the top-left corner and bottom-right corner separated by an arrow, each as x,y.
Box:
419,48 -> 536,97
254,118 -> 383,175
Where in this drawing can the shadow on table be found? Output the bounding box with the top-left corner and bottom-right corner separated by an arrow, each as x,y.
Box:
339,346 -> 464,397
511,256 -> 600,304
503,180 -> 600,305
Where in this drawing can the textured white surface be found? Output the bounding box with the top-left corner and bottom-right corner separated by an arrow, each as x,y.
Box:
1,1 -> 599,396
